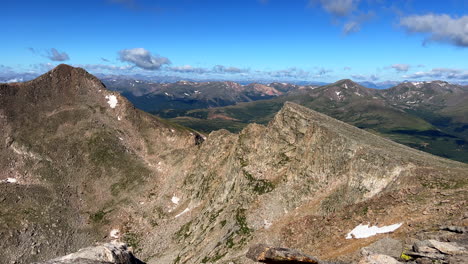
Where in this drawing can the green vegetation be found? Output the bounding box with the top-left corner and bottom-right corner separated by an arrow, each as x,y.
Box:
235,208 -> 251,235
420,176 -> 467,190
243,170 -> 275,195
87,131 -> 152,196
123,232 -> 141,252
175,221 -> 192,239
89,209 -> 108,223
201,253 -> 227,263
173,255 -> 181,264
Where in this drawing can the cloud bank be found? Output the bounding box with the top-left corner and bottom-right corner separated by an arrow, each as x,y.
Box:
400,14 -> 468,47
403,68 -> 468,80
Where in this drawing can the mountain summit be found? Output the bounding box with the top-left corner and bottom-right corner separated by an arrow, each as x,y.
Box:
1,65 -> 467,264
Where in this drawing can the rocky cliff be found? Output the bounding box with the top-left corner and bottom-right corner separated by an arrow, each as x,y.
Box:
0,65 -> 467,263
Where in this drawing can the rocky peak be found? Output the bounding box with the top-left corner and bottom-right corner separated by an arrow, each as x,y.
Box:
320,79 -> 376,99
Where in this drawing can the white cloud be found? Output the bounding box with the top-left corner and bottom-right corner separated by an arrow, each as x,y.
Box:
168,65 -> 208,73
47,48 -> 70,61
312,0 -> 360,17
400,14 -> 468,47
343,21 -> 360,34
119,48 -> 171,70
391,64 -> 410,72
212,65 -> 248,74
403,68 -> 468,80
351,74 -> 379,81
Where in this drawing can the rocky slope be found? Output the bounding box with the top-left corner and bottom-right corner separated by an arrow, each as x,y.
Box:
1,65 -> 467,264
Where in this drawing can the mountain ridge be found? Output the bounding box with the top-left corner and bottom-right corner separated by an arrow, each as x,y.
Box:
167,78 -> 468,163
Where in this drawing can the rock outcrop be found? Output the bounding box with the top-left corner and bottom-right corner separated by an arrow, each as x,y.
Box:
246,244 -> 321,263
33,242 -> 144,264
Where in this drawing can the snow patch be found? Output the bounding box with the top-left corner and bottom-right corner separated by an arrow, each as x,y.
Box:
105,95 -> 118,108
4,178 -> 17,183
343,83 -> 348,89
171,196 -> 180,205
335,91 -> 341,96
117,116 -> 122,121
165,92 -> 170,96
175,208 -> 190,218
346,223 -> 402,239
110,229 -> 120,239
184,93 -> 190,96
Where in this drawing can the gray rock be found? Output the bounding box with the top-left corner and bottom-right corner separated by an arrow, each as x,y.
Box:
32,242 -> 144,264
358,254 -> 401,264
246,244 -> 321,263
427,240 -> 466,255
413,240 -> 439,254
413,239 -> 466,256
361,238 -> 403,259
440,226 -> 467,234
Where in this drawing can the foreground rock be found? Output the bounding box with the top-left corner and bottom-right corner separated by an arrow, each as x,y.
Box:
405,236 -> 467,263
246,244 -> 321,263
33,242 -> 144,264
357,254 -> 400,264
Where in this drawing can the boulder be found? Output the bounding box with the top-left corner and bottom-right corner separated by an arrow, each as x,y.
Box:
360,238 -> 403,259
32,242 -> 144,264
358,254 -> 401,264
427,240 -> 466,255
246,244 -> 321,263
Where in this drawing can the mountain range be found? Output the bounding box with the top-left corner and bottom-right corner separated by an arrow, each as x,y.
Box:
1,65 -> 467,264
144,79 -> 468,163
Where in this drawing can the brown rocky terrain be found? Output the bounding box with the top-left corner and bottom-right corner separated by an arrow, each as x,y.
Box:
0,65 -> 467,263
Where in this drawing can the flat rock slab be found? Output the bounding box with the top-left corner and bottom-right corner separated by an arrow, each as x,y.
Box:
358,254 -> 401,264
246,244 -> 321,263
428,240 -> 466,255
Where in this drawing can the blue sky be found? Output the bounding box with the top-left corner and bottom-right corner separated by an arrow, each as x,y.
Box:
2,0 -> 468,83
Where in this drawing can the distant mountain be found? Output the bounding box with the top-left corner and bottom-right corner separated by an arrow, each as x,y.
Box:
2,65 -> 467,264
168,79 -> 468,163
102,79 -> 316,116
358,81 -> 402,89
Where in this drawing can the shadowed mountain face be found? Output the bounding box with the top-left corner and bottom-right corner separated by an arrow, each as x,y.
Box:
165,79 -> 468,163
1,65 -> 467,264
